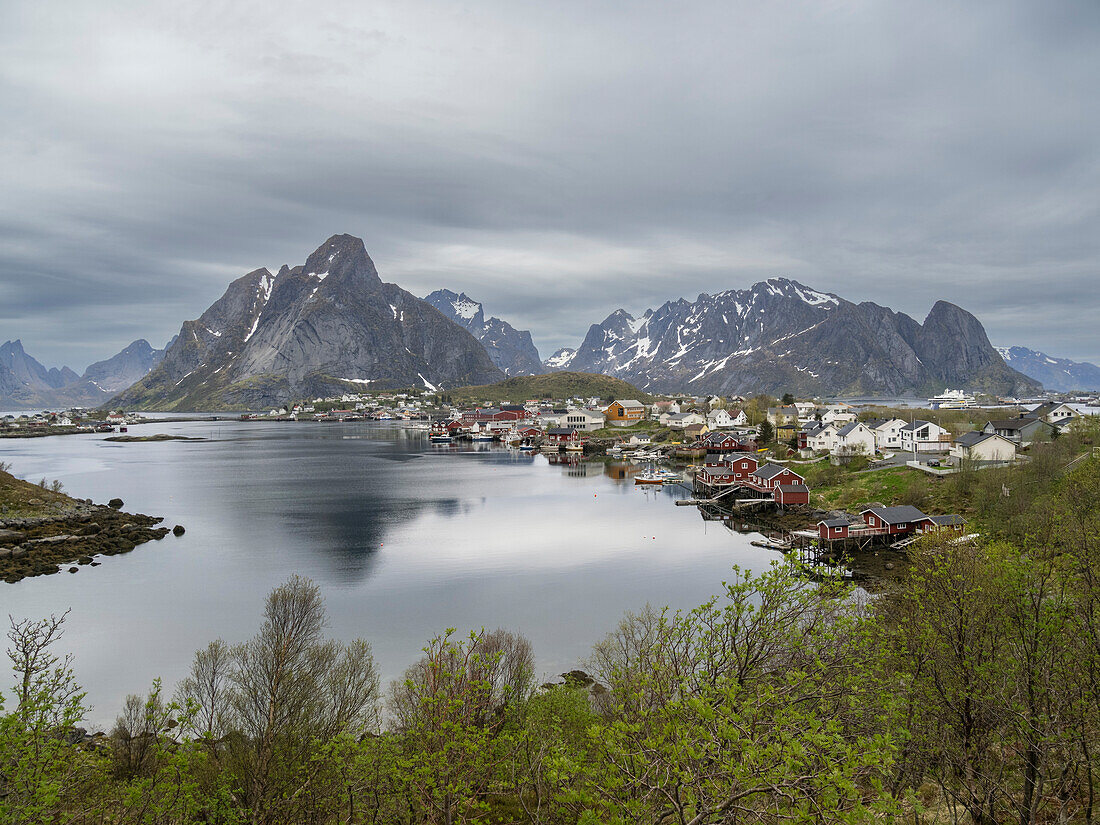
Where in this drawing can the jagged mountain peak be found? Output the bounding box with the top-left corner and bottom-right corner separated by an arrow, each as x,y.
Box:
561,276 -> 1036,396
112,236 -> 502,410
424,289 -> 543,376
300,234 -> 381,289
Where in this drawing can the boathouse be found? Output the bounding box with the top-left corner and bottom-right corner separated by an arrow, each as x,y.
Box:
817,517 -> 852,540
775,483 -> 810,506
860,505 -> 925,535
751,464 -> 805,490
546,427 -> 582,445
915,514 -> 967,534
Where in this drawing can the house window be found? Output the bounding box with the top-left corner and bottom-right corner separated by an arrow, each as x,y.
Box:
869,517 -> 876,525
834,527 -> 842,533
898,523 -> 906,529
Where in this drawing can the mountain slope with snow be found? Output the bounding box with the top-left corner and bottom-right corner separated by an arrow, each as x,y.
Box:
996,346 -> 1100,392
424,290 -> 545,376
113,236 -> 503,410
562,277 -> 1037,397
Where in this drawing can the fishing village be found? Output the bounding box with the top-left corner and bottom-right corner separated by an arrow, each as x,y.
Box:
9,372 -> 1097,585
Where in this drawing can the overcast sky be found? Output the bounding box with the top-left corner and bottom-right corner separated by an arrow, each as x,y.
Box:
2,0 -> 1098,371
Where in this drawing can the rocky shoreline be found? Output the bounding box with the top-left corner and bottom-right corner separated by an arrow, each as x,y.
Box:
0,500 -> 181,584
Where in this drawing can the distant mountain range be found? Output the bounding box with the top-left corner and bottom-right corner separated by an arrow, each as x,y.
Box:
1,338 -> 168,410
544,277 -> 1039,397
996,346 -> 1100,392
111,235 -> 503,411
424,290 -> 545,376
10,235 -> 1091,410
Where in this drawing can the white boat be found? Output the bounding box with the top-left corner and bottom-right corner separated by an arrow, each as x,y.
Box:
429,434 -> 453,443
472,433 -> 495,442
928,389 -> 977,409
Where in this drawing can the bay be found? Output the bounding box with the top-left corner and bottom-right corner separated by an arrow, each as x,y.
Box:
0,420 -> 777,725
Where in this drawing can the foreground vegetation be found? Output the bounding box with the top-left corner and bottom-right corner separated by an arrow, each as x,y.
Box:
5,434 -> 1100,823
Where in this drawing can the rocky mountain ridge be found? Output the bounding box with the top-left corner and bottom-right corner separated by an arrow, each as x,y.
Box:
111,235 -> 504,410
555,277 -> 1039,397
996,346 -> 1100,392
424,290 -> 545,376
1,339 -> 168,410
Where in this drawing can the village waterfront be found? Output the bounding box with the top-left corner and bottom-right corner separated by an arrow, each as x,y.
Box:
0,418 -> 780,725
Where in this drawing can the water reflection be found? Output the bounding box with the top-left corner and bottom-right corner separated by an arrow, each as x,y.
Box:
0,420 -> 779,725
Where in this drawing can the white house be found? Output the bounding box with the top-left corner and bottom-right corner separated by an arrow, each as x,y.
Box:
1026,402 -> 1078,427
951,432 -> 1017,462
563,408 -> 606,431
900,420 -> 952,453
865,418 -> 907,452
821,407 -> 856,425
707,409 -> 737,429
833,422 -> 877,456
802,421 -> 840,452
665,412 -> 706,430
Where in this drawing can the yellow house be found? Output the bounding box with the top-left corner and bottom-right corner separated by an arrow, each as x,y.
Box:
604,399 -> 646,424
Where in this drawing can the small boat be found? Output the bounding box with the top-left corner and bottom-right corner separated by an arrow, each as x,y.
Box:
564,443 -> 585,452
519,442 -> 536,452
634,470 -> 667,485
472,433 -> 495,442
429,434 -> 453,443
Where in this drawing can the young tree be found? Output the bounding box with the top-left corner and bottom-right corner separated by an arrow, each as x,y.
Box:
574,562 -> 902,824
389,627 -> 534,823
176,575 -> 380,825
1,611 -> 104,824
757,419 -> 774,445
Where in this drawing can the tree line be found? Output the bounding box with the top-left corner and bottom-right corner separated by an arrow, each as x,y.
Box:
4,453 -> 1100,823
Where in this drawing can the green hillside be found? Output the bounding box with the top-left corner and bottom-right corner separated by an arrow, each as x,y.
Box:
448,371 -> 652,405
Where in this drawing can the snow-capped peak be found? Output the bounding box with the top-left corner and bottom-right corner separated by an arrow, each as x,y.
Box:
451,295 -> 481,320
544,348 -> 577,369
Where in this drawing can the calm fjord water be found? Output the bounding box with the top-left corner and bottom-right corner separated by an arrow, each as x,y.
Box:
1,420 -> 776,724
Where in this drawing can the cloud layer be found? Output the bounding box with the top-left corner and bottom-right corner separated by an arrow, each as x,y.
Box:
2,0 -> 1098,370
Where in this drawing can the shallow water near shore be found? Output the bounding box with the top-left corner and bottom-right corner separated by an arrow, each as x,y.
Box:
1,419 -> 777,725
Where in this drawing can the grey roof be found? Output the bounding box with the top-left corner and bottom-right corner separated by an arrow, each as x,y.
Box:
954,431 -> 992,447
755,463 -> 801,481
546,427 -> 575,435
836,422 -> 866,437
985,418 -> 1051,432
776,484 -> 809,493
612,399 -> 645,409
861,505 -> 927,524
923,514 -> 967,526
901,419 -> 935,432
819,517 -> 850,528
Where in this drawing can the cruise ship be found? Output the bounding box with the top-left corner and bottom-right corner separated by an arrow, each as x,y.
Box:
928,389 -> 977,409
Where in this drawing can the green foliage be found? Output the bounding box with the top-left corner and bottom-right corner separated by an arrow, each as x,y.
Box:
449,372 -> 653,405
757,419 -> 774,445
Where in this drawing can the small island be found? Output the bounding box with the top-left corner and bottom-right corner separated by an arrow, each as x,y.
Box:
0,464 -> 181,583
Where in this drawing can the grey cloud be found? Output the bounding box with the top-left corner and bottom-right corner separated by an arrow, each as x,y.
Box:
1,0 -> 1098,370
